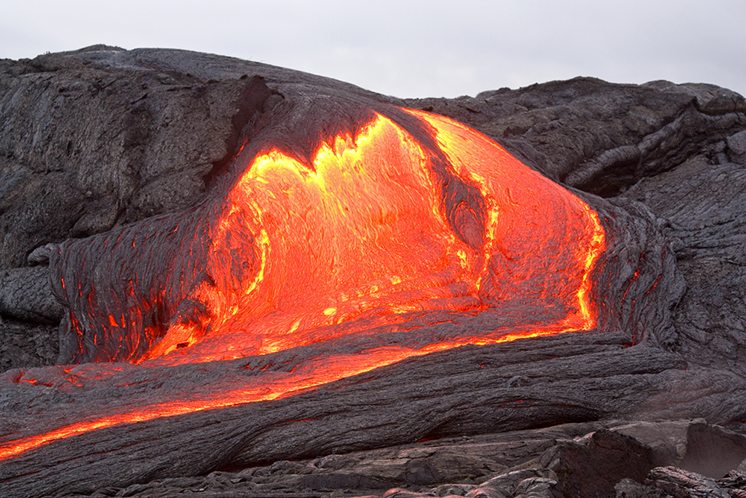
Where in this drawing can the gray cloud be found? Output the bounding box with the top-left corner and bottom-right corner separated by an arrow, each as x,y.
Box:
1,0 -> 744,97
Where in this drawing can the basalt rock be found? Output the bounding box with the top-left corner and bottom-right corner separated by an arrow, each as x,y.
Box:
0,47 -> 744,497
78,420 -> 746,497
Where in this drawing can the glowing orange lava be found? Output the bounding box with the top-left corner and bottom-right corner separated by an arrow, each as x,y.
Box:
0,107 -> 605,461
142,109 -> 605,364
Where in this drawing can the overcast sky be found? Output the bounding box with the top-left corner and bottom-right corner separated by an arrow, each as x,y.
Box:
1,0 -> 744,98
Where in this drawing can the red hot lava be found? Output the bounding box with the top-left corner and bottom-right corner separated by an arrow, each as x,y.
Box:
138,108 -> 605,365
0,107 -> 605,461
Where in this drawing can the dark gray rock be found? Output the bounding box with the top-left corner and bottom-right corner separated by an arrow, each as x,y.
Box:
26,242 -> 57,265
0,47 -> 744,497
0,266 -> 63,322
77,420 -> 746,497
0,47 -> 276,269
0,318 -> 57,371
679,422 -> 746,478
541,430 -> 653,497
646,466 -> 732,498
407,78 -> 745,196
727,129 -> 746,160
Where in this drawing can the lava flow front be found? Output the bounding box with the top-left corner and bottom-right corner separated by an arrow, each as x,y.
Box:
0,106 -> 605,461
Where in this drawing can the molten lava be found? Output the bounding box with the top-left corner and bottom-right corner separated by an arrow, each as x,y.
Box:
139,109 -> 604,365
0,107 -> 605,461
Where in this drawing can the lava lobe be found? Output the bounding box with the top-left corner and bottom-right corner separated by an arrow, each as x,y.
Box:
52,107 -> 605,366
0,106 -> 605,462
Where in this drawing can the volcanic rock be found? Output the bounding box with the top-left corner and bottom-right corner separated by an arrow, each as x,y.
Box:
77,420 -> 746,497
0,47 -> 745,497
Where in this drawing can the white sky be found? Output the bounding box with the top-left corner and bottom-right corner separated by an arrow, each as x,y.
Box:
1,0 -> 744,98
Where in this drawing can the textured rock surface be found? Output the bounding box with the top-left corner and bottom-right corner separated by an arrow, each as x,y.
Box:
0,47 -> 745,497
0,318 -> 57,372
0,266 -> 63,323
77,420 -> 746,497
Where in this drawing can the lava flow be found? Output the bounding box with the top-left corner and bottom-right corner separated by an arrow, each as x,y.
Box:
0,107 -> 605,461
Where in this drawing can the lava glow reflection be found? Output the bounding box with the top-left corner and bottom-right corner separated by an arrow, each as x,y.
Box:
0,107 -> 605,461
